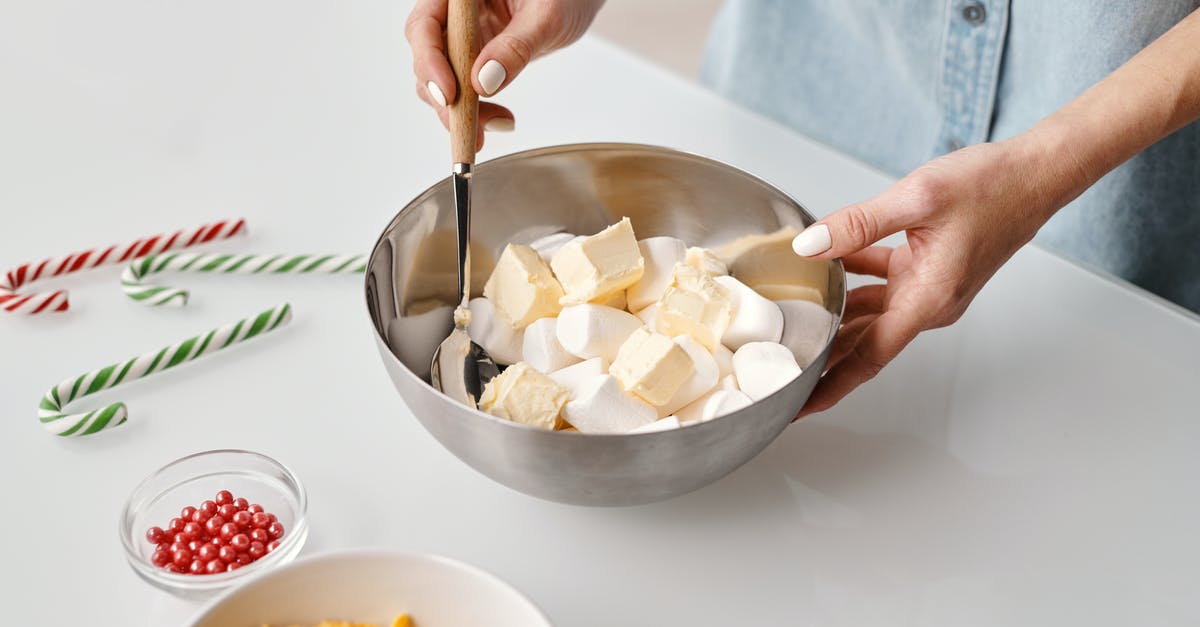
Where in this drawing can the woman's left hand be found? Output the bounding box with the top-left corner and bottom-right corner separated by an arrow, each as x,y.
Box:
794,132 -> 1086,417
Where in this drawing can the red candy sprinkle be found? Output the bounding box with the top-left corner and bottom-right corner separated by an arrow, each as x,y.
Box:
144,490 -> 285,576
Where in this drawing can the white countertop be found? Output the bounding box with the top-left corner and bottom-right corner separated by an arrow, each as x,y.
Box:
2,2 -> 1199,625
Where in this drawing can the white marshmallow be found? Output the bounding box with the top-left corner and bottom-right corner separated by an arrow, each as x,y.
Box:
711,343 -> 734,378
658,335 -> 721,416
719,373 -> 740,391
777,299 -> 835,368
715,275 -> 784,350
676,389 -> 753,425
386,304 -> 454,380
529,232 -> 580,263
548,358 -> 605,399
466,297 -> 525,365
732,341 -> 802,401
521,317 -> 581,373
627,236 -> 687,312
634,302 -> 660,332
563,374 -> 658,434
630,415 -> 681,433
555,304 -> 644,365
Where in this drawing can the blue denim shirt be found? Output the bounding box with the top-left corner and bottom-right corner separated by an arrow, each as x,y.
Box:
702,0 -> 1200,312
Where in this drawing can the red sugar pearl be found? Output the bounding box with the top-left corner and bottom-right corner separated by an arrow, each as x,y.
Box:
187,540 -> 204,552
232,511 -> 252,529
247,503 -> 264,514
267,513 -> 277,524
233,497 -> 249,510
168,517 -> 186,534
171,548 -> 192,568
151,549 -> 171,567
180,505 -> 198,520
230,534 -> 250,550
168,541 -> 187,554
197,543 -> 219,562
227,561 -> 243,572
190,508 -> 210,524
247,541 -> 266,559
182,522 -> 203,542
214,490 -> 234,506
199,500 -> 219,517
172,532 -> 188,545
236,552 -> 252,565
165,564 -> 183,574
146,526 -> 167,545
267,522 -> 284,540
267,540 -> 280,552
218,545 -> 238,563
189,559 -> 205,575
205,559 -> 225,574
251,512 -> 271,529
204,516 -> 226,536
218,504 -> 238,519
250,528 -> 269,544
219,522 -> 239,542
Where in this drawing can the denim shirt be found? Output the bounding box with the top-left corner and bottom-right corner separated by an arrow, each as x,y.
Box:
702,0 -> 1200,312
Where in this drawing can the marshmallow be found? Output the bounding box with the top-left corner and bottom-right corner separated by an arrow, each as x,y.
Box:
522,317 -> 582,373
626,236 -> 687,312
712,343 -> 734,378
529,232 -> 579,263
551,217 -> 645,305
634,302 -> 660,332
777,299 -> 835,368
732,341 -> 802,401
555,304 -> 643,365
685,246 -> 728,276
548,358 -> 605,398
719,373 -> 740,391
562,374 -> 658,434
630,415 -> 681,434
483,244 -> 564,329
676,389 -> 753,425
658,335 -> 721,416
479,362 -> 570,430
466,297 -> 525,365
610,327 -> 695,406
656,264 -> 733,351
715,275 -> 784,350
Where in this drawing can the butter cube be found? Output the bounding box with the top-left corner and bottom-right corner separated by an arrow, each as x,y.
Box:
478,362 -> 570,430
610,327 -> 695,406
685,246 -> 728,276
550,217 -> 645,305
715,227 -> 830,307
656,263 -> 733,351
483,244 -> 565,329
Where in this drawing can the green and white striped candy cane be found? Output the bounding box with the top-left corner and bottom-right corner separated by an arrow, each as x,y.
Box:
121,253 -> 366,306
38,303 -> 293,436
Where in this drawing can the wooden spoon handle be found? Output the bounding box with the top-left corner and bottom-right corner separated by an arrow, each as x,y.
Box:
447,0 -> 479,165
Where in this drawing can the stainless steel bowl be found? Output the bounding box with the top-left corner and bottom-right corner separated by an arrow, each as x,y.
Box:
365,143 -> 845,506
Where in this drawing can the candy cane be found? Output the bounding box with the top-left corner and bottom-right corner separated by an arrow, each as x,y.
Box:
38,303 -> 292,436
1,219 -> 246,314
120,253 -> 367,306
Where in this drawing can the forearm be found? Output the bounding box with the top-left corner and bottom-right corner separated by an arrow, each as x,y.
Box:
1022,8 -> 1200,210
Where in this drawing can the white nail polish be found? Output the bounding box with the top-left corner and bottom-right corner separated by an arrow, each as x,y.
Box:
426,81 -> 447,107
478,59 -> 507,96
792,224 -> 832,257
484,117 -> 514,132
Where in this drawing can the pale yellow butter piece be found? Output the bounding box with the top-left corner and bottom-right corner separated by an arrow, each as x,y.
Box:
656,264 -> 733,351
483,244 -> 565,329
751,283 -> 824,305
685,246 -> 728,276
610,327 -> 695,406
715,227 -> 829,307
479,362 -> 570,430
550,217 -> 645,305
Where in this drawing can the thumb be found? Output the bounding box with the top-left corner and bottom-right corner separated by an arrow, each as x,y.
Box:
792,196 -> 914,259
472,9 -> 557,97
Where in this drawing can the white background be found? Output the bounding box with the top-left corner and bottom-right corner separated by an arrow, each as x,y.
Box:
2,2 -> 1199,625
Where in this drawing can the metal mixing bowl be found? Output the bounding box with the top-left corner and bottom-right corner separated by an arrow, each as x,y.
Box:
365,143 -> 845,506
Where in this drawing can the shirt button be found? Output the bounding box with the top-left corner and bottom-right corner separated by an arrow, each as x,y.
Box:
962,2 -> 987,25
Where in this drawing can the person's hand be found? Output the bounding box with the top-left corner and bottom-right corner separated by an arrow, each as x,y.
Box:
405,0 -> 605,146
793,133 -> 1088,417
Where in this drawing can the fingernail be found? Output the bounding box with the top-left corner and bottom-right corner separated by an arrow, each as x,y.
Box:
478,59 -> 507,96
426,81 -> 446,108
484,117 -> 514,132
792,224 -> 832,256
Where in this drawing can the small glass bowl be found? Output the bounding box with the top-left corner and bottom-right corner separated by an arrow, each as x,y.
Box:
119,449 -> 309,600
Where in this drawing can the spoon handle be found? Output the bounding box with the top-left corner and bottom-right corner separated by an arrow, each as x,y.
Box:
447,0 -> 479,166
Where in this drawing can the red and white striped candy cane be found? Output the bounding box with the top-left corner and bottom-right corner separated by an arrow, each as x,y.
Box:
0,218 -> 246,314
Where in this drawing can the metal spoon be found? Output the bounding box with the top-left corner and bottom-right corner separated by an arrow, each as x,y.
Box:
430,0 -> 498,407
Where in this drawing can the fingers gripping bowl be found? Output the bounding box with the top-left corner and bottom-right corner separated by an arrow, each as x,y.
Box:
365,144 -> 845,506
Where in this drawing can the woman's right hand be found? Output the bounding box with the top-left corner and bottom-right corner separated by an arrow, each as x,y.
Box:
405,0 -> 605,144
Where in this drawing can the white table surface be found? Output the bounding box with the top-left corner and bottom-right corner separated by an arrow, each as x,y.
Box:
2,2 -> 1199,625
